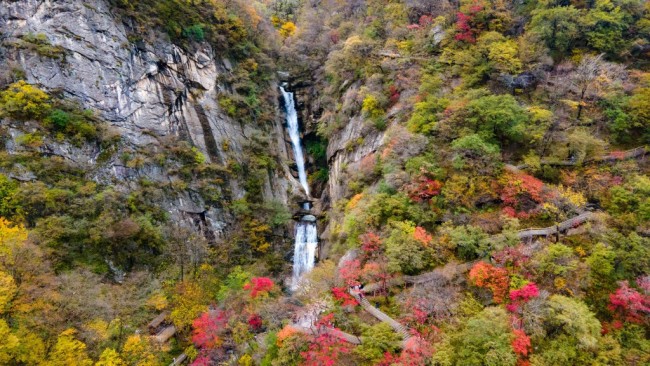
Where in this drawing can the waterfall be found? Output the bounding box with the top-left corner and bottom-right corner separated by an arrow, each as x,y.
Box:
280,85 -> 318,290
280,86 -> 310,196
292,220 -> 318,289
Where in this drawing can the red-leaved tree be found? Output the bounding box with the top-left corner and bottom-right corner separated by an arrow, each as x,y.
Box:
338,259 -> 362,287
360,232 -> 381,255
301,314 -> 352,366
192,310 -> 227,349
493,246 -> 530,271
454,1 -> 484,43
378,335 -> 434,366
363,260 -> 393,296
512,329 -> 532,360
331,287 -> 358,307
413,226 -> 433,246
608,280 -> 650,324
243,277 -> 274,298
501,173 -> 547,218
406,176 -> 443,203
469,262 -> 510,303
507,283 -> 540,313
191,356 -> 211,366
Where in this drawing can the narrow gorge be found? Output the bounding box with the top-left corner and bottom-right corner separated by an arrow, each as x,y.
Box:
280,85 -> 318,290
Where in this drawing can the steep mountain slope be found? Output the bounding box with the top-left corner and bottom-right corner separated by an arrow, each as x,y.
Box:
0,0 -> 648,365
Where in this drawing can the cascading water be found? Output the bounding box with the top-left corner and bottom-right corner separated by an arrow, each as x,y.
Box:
292,217 -> 318,289
280,85 -> 318,290
281,86 -> 310,195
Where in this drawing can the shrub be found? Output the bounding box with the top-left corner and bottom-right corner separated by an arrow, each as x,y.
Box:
218,95 -> 239,118
16,33 -> 65,59
183,24 -> 205,41
48,109 -> 70,129
279,21 -> 297,38
362,94 -> 384,119
0,81 -> 51,120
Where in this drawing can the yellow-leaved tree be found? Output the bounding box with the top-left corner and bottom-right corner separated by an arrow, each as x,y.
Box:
0,218 -> 28,314
279,21 -> 296,37
95,348 -> 126,366
41,329 -> 93,366
122,334 -> 160,366
0,319 -> 20,364
170,280 -> 208,330
0,270 -> 16,314
0,217 -> 28,268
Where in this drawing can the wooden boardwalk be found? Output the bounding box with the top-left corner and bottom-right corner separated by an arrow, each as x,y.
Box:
293,324 -> 362,345
515,211 -> 594,240
349,289 -> 411,343
362,211 -> 597,293
515,146 -> 647,170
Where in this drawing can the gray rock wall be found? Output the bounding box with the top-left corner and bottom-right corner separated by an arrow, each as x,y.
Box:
0,0 -> 292,237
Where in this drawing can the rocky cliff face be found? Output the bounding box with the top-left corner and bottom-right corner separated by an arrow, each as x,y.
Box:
0,0 -> 296,237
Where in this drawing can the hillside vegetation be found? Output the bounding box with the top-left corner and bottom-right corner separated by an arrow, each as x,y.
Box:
0,0 -> 648,365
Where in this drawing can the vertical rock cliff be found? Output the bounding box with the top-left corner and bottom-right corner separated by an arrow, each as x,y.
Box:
0,0 -> 296,239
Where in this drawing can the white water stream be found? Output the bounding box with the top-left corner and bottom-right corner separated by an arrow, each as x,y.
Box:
280,86 -> 318,290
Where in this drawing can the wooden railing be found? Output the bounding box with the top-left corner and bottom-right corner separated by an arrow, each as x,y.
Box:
362,211 -> 598,293
349,289 -> 411,343
515,146 -> 648,170
515,211 -> 594,240
293,324 -> 362,345
169,353 -> 187,366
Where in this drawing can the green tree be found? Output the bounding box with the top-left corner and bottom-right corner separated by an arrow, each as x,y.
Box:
439,224 -> 490,260
531,296 -> 604,365
407,95 -> 448,134
434,307 -> 517,366
0,174 -> 18,219
450,133 -> 501,173
536,243 -> 578,277
442,32 -> 522,85
355,323 -> 401,365
528,6 -> 582,58
460,94 -> 528,144
584,0 -> 627,55
627,79 -> 650,136
384,221 -> 428,275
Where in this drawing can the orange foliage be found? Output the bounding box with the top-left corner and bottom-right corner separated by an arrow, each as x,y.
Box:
346,193 -> 364,211
469,262 -> 509,303
413,226 -> 433,246
500,172 -> 547,218
358,153 -> 377,177
277,325 -> 298,346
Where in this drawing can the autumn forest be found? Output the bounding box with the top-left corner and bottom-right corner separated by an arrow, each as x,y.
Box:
0,0 -> 649,365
